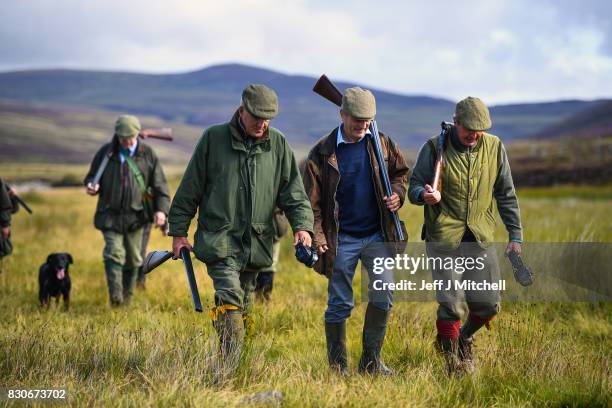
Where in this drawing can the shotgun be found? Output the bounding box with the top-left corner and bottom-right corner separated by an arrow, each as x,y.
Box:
180,247 -> 203,312
139,128 -> 173,141
142,248 -> 203,312
5,184 -> 32,214
312,74 -> 405,241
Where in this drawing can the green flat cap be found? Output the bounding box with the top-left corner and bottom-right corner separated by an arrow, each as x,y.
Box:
115,115 -> 141,138
242,84 -> 278,119
341,87 -> 376,120
455,97 -> 492,131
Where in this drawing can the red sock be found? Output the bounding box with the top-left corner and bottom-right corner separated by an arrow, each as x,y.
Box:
436,319 -> 461,340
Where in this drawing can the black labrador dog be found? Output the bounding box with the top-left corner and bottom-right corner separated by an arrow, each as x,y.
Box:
39,253 -> 73,310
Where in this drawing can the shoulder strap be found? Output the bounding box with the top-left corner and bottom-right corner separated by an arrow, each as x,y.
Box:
124,155 -> 148,196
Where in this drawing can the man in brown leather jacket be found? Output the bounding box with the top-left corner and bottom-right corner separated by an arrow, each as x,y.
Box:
303,87 -> 409,376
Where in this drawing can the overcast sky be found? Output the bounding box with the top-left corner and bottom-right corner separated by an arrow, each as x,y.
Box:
1,0 -> 610,104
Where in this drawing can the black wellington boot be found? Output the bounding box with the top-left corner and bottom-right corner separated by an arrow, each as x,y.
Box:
325,321 -> 349,376
358,304 -> 392,376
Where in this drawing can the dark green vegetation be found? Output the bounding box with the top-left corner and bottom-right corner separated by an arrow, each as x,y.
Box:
0,184 -> 609,406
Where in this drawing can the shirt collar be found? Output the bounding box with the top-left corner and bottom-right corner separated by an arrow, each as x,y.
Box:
119,139 -> 138,162
336,123 -> 371,146
127,140 -> 138,156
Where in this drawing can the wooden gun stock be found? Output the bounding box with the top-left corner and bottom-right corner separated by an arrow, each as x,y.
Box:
313,74 -> 343,107
139,128 -> 173,141
432,155 -> 444,193
432,122 -> 452,193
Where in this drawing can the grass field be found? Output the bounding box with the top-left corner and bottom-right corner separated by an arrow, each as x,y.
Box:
0,181 -> 610,407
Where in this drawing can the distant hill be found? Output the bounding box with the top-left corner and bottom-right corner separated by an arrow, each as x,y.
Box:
504,101 -> 612,186
0,101 -> 202,164
0,63 -> 607,151
530,100 -> 612,139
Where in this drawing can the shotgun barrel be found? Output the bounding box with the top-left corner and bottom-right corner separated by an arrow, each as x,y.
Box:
180,247 -> 203,312
5,184 -> 33,214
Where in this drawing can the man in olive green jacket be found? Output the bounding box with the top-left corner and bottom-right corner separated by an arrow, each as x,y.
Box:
409,97 -> 522,376
168,84 -> 313,365
0,178 -> 19,262
85,115 -> 170,307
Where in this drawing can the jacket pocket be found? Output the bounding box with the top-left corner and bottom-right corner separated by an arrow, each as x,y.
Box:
195,221 -> 230,264
250,222 -> 274,268
427,211 -> 449,241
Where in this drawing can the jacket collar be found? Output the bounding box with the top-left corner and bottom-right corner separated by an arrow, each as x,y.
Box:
229,109 -> 271,153
319,127 -> 340,155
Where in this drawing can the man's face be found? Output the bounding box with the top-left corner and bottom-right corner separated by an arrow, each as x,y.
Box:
455,123 -> 483,147
239,107 -> 270,138
119,134 -> 138,149
340,111 -> 371,142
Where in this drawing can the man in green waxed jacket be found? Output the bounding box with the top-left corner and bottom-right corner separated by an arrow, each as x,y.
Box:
408,97 -> 523,376
84,115 -> 170,307
168,84 -> 314,366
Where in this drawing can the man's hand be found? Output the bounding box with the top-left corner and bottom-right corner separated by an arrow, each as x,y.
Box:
86,182 -> 100,196
293,230 -> 312,247
422,184 -> 441,205
318,244 -> 329,254
7,187 -> 16,197
505,241 -> 521,256
153,211 -> 166,227
383,193 -> 401,212
1,226 -> 9,239
172,236 -> 193,259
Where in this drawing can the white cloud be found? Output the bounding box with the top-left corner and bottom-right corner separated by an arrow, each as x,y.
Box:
0,0 -> 610,103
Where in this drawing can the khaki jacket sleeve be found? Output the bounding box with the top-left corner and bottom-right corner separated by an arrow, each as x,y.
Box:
408,141 -> 435,205
493,143 -> 523,242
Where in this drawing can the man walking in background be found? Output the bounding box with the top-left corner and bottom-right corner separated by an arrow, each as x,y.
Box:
408,97 -> 523,376
85,115 -> 170,307
303,87 -> 409,376
168,84 -> 314,368
0,178 -> 19,264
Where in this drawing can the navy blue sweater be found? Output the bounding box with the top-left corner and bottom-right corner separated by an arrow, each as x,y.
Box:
336,134 -> 380,237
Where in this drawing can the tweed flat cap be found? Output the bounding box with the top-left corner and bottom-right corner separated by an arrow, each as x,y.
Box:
242,84 -> 279,119
455,97 -> 492,131
341,87 -> 376,120
115,115 -> 141,138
